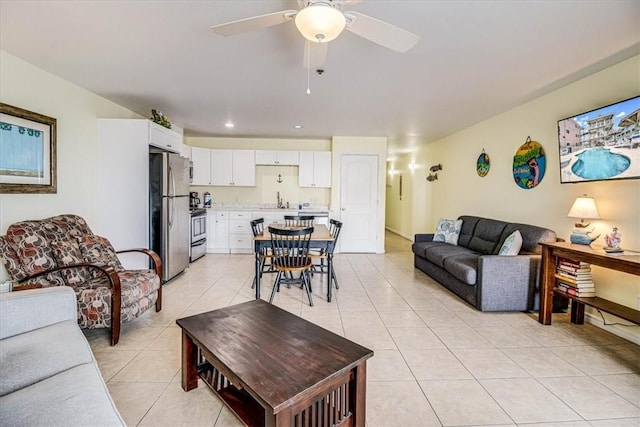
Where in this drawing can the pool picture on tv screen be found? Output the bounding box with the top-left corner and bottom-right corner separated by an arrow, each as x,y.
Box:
557,96 -> 640,184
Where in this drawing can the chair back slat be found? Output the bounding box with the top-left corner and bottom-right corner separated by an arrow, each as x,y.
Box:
284,215 -> 315,227
250,218 -> 265,237
269,226 -> 313,269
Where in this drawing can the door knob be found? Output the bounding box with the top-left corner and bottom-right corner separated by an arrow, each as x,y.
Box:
341,208 -> 346,211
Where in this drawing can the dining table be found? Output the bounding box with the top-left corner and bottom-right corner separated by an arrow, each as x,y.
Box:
253,223 -> 336,303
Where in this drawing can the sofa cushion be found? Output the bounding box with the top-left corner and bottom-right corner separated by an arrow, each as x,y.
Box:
0,236 -> 27,281
77,235 -> 124,278
433,218 -> 463,245
456,216 -> 480,248
0,363 -> 125,426
467,218 -> 508,254
75,270 -> 161,328
424,244 -> 478,268
51,239 -> 93,286
443,254 -> 479,285
412,241 -> 450,258
497,223 -> 556,255
0,320 -> 93,396
498,230 -> 523,255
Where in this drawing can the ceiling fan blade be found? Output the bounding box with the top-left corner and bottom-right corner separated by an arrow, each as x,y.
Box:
303,41 -> 328,69
211,10 -> 297,37
345,11 -> 419,53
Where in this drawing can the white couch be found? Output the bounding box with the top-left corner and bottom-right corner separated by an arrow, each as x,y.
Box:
0,286 -> 125,426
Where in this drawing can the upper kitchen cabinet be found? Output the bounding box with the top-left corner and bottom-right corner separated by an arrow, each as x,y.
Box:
148,121 -> 183,154
191,146 -> 211,185
192,148 -> 256,186
255,150 -> 299,166
299,151 -> 332,188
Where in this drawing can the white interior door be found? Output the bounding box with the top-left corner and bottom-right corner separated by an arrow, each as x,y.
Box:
340,155 -> 378,252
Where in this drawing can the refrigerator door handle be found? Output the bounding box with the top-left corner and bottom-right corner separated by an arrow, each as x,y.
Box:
168,163 -> 176,228
169,164 -> 176,197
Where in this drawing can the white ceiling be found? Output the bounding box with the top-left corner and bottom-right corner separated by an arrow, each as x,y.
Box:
1,1 -> 639,158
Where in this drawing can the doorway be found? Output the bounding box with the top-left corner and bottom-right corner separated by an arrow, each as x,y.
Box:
339,155 -> 379,252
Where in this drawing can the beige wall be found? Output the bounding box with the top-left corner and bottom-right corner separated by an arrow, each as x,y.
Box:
0,51 -> 142,280
386,56 -> 640,342
185,137 -> 331,207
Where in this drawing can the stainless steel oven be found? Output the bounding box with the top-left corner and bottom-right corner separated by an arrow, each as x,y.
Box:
189,209 -> 207,262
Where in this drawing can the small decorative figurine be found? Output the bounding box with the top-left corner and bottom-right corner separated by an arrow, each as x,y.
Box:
604,226 -> 622,251
569,226 -> 600,245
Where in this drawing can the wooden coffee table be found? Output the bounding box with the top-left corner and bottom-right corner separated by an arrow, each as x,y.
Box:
177,300 -> 373,427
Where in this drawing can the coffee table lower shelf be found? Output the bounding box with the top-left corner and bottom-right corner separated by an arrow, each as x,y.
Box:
198,361 -> 264,426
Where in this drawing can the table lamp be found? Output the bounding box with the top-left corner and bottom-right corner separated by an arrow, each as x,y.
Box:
567,195 -> 600,245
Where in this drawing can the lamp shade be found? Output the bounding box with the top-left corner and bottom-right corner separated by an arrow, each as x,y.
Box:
567,196 -> 600,220
295,4 -> 346,43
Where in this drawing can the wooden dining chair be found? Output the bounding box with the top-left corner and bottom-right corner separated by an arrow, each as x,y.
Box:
283,215 -> 315,227
250,218 -> 274,289
310,218 -> 342,290
268,226 -> 314,306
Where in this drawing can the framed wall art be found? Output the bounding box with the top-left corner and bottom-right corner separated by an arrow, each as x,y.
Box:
0,103 -> 57,193
513,137 -> 546,189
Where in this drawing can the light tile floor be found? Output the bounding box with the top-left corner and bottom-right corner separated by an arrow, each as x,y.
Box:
86,232 -> 640,426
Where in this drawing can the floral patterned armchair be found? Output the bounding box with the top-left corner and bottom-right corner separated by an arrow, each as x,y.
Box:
0,214 -> 162,345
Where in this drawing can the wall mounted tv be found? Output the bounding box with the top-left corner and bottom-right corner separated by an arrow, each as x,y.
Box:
557,95 -> 640,184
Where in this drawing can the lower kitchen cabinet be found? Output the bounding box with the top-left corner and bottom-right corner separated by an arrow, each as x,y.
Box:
229,211 -> 252,253
207,211 -> 230,253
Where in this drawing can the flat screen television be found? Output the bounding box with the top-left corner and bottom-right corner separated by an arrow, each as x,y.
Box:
557,95 -> 640,184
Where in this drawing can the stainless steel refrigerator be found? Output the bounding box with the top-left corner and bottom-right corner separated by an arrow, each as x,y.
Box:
149,151 -> 190,282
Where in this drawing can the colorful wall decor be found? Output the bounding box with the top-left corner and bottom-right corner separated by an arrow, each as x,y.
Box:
513,137 -> 546,189
476,149 -> 490,177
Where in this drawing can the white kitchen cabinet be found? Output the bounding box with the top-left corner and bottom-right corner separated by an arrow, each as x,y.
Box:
207,210 -> 229,253
210,149 -> 233,186
299,151 -> 332,188
148,121 -> 182,154
209,149 -> 256,186
231,150 -> 256,186
229,211 -> 253,253
191,149 -> 255,186
191,147 -> 211,185
181,144 -> 192,160
255,150 -> 299,166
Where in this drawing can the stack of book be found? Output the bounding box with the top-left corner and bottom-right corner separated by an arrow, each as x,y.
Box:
554,257 -> 595,297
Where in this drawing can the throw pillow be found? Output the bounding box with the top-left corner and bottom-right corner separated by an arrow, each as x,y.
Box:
77,235 -> 124,278
51,239 -> 92,285
499,230 -> 523,256
433,218 -> 463,245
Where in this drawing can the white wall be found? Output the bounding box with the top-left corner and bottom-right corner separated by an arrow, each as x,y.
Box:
387,55 -> 640,342
0,51 -> 143,280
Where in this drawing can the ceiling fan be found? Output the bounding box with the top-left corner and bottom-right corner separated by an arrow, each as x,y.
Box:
210,0 -> 420,54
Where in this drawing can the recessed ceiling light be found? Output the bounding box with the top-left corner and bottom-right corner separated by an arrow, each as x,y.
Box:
293,124 -> 303,129
224,122 -> 234,128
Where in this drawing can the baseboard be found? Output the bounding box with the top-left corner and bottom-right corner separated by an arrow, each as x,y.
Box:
385,227 -> 413,241
584,311 -> 640,346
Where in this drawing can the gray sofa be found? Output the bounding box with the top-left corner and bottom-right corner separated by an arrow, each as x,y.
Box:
413,215 -> 566,312
0,286 -> 125,426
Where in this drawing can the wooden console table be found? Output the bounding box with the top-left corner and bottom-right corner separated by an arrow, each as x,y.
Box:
538,241 -> 640,325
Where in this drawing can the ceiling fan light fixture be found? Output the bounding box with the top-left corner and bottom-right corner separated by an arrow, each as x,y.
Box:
295,3 -> 346,43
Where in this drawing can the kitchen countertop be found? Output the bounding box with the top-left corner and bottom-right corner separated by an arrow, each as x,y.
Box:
201,205 -> 329,212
